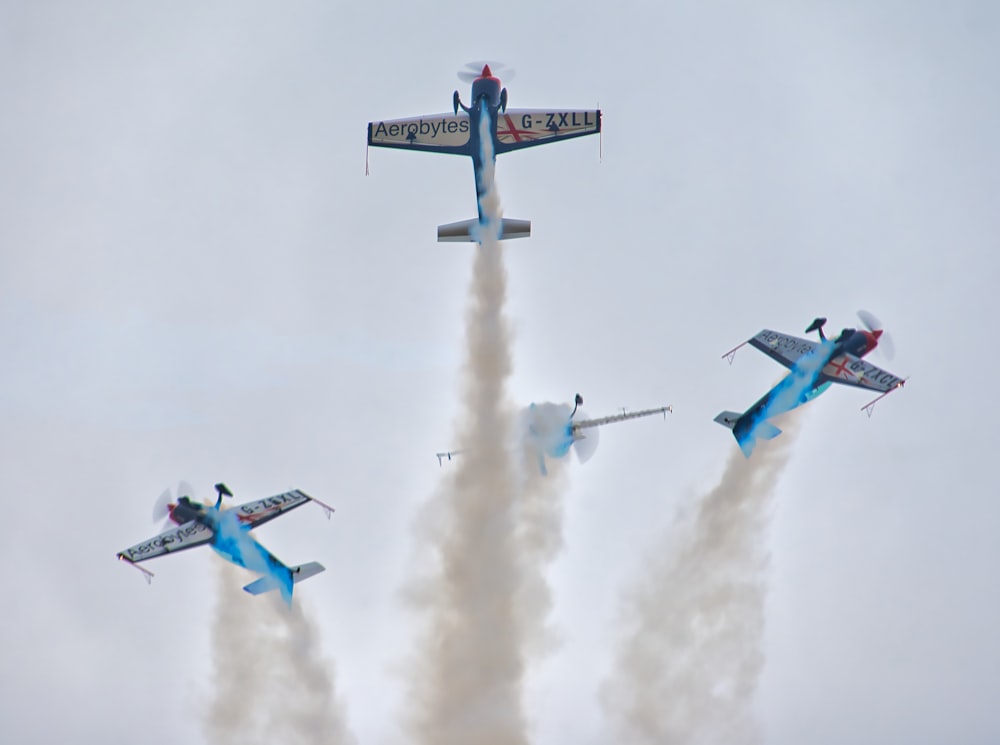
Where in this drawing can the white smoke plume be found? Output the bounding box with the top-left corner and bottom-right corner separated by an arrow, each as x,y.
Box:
602,418 -> 799,745
403,102 -> 526,745
403,105 -> 569,745
204,560 -> 354,745
514,412 -> 571,662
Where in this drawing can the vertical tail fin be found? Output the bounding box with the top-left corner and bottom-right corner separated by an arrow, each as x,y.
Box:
537,452 -> 548,476
243,566 -> 293,606
714,411 -> 781,458
735,421 -> 782,458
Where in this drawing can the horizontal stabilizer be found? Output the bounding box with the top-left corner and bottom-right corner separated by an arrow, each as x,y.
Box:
437,218 -> 531,243
714,411 -> 742,430
290,561 -> 325,584
243,574 -> 281,596
755,421 -> 782,441
243,562 -> 324,597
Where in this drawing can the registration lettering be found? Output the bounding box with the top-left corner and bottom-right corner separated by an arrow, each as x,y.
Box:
239,491 -> 304,517
514,112 -> 596,131
840,359 -> 902,389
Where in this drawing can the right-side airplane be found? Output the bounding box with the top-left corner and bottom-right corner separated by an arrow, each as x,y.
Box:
716,311 -> 906,457
436,393 -> 672,474
367,64 -> 601,242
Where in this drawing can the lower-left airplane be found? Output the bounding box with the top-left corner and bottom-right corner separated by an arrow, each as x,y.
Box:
116,482 -> 333,605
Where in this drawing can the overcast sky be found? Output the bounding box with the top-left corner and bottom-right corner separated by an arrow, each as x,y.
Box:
2,2 -> 999,744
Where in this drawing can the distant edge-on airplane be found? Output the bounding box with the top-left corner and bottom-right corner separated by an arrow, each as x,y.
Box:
436,393 -> 672,475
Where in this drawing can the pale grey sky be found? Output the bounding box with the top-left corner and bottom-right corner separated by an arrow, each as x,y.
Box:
1,2 -> 998,744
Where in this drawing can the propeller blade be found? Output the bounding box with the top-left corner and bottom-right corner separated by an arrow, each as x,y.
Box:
152,489 -> 172,523
457,61 -> 515,83
572,411 -> 600,464
877,332 -> 895,361
857,309 -> 882,333
177,480 -> 196,504
857,310 -> 894,361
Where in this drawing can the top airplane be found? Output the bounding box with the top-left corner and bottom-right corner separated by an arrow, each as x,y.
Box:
367,64 -> 602,242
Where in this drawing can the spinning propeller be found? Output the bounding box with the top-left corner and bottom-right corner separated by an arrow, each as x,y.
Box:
151,481 -> 195,529
857,309 -> 895,361
457,61 -> 515,83
151,488 -> 172,523
571,413 -> 600,464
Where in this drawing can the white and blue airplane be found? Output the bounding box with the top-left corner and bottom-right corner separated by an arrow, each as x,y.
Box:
367,64 -> 601,242
117,483 -> 333,605
436,394 -> 672,475
716,312 -> 906,457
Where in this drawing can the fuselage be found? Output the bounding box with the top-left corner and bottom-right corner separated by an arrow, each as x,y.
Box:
168,497 -> 283,576
828,326 -> 880,358
467,73 -> 504,112
459,72 -> 505,220
524,402 -> 576,459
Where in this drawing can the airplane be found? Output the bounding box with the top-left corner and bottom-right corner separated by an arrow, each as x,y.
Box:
436,393 -> 672,475
716,311 -> 906,457
367,63 -> 602,242
116,482 -> 334,606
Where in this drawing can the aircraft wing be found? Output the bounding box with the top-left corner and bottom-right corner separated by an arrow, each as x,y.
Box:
818,354 -> 906,393
435,449 -> 464,466
116,519 -> 213,565
572,405 -> 672,432
747,330 -> 820,369
494,109 -> 601,154
231,489 -> 332,529
367,114 -> 472,155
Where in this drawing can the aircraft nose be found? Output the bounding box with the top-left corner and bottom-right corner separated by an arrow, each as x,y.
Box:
482,64 -> 492,77
873,329 -> 884,339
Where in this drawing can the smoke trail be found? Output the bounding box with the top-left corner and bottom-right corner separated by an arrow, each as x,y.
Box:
507,401 -> 574,658
205,562 -> 267,744
602,418 -> 800,745
204,561 -> 354,745
514,404 -> 573,661
404,101 -> 556,745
